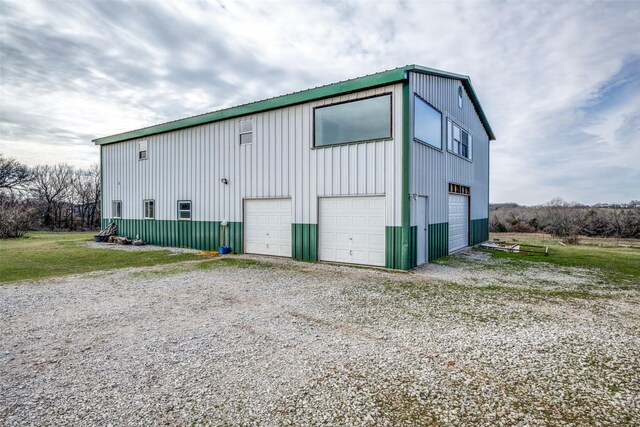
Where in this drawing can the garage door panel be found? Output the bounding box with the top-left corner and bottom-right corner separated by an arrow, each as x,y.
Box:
245,198 -> 292,258
449,194 -> 469,253
319,196 -> 385,267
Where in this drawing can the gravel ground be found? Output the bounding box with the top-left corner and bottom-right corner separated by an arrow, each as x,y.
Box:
86,241 -> 200,253
1,252 -> 639,426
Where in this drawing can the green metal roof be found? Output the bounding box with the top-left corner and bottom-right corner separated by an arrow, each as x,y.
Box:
93,65 -> 495,145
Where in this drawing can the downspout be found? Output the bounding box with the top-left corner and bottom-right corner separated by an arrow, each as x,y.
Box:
400,73 -> 411,270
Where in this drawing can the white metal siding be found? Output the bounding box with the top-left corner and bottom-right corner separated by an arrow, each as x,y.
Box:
318,196 -> 386,266
102,83 -> 404,226
448,194 -> 469,252
408,72 -> 490,225
244,198 -> 292,257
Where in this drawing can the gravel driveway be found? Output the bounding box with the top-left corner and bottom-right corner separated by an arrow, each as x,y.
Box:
1,253 -> 639,426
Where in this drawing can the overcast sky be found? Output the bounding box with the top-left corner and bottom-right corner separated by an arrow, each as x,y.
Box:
1,0 -> 639,205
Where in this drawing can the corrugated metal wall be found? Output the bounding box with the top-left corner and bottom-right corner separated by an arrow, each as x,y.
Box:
102,83 -> 404,227
408,72 -> 490,225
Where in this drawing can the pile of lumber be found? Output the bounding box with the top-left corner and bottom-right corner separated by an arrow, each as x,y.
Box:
97,223 -> 117,237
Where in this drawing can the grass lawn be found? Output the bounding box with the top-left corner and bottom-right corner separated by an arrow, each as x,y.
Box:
0,232 -> 203,284
487,232 -> 640,284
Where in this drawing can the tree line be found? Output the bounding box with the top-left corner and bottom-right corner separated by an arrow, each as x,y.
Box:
490,198 -> 640,239
0,154 -> 100,238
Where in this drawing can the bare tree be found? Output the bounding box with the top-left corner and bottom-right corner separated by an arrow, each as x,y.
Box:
29,164 -> 74,229
0,153 -> 31,194
71,164 -> 101,230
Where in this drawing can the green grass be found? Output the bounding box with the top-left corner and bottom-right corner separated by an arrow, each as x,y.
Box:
486,233 -> 640,284
0,232 -> 205,284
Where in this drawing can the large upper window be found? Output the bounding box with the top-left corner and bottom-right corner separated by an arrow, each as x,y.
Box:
447,119 -> 472,160
239,120 -> 253,144
314,94 -> 391,147
138,141 -> 148,160
414,95 -> 442,149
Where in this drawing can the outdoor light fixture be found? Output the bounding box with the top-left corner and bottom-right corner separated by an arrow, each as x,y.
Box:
221,178 -> 228,185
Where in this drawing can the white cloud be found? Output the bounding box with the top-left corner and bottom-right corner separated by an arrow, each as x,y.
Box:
0,0 -> 639,204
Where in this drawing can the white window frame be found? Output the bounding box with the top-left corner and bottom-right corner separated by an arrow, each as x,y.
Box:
144,199 -> 155,219
239,120 -> 253,144
138,141 -> 148,160
112,200 -> 122,219
177,200 -> 191,220
447,119 -> 473,160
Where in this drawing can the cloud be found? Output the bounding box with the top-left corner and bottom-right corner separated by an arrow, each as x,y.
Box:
0,0 -> 639,204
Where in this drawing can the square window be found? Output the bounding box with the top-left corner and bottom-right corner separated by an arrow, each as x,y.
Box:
144,200 -> 154,219
178,201 -> 191,220
447,120 -> 472,160
112,200 -> 122,218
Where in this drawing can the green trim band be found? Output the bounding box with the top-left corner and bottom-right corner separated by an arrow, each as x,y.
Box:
428,222 -> 449,261
292,223 -> 317,261
93,65 -> 494,145
100,219 -> 242,253
470,218 -> 489,246
385,225 -> 417,270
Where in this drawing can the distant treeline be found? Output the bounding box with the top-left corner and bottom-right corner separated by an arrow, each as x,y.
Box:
0,154 -> 100,238
490,198 -> 640,239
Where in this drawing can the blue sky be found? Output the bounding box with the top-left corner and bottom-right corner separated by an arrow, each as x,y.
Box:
0,0 -> 639,205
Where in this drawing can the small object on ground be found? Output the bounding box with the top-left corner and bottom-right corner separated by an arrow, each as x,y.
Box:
218,246 -> 231,254
480,240 -> 548,255
197,251 -> 220,257
132,239 -> 145,246
94,235 -> 108,243
108,236 -> 132,245
558,240 -> 566,246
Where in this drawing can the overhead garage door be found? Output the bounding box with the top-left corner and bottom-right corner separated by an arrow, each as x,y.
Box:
244,198 -> 291,257
319,196 -> 385,267
448,194 -> 469,253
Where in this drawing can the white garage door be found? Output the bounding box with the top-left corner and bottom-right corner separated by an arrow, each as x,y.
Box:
448,194 -> 469,253
319,196 -> 385,267
244,198 -> 291,257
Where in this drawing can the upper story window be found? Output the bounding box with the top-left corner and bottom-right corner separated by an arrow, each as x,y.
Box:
314,93 -> 391,147
414,95 -> 442,149
447,119 -> 473,160
112,200 -> 122,219
239,120 -> 253,144
458,87 -> 463,109
178,200 -> 191,220
138,141 -> 148,160
144,199 -> 155,219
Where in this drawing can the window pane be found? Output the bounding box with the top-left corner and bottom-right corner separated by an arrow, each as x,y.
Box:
414,97 -> 441,148
240,120 -> 252,133
453,125 -> 460,142
240,133 -> 253,144
179,202 -> 191,211
315,94 -> 391,147
179,211 -> 191,219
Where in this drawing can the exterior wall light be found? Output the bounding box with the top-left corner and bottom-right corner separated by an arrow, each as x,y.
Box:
221,178 -> 228,185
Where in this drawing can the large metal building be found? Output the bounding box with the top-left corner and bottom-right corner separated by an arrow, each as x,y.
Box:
95,65 -> 495,270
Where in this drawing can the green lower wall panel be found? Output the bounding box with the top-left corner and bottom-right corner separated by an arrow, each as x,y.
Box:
385,226 -> 416,270
428,222 -> 449,262
292,223 -> 318,261
470,218 -> 489,246
101,219 -> 242,253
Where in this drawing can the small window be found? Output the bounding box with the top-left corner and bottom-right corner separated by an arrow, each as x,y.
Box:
178,200 -> 191,220
447,119 -> 473,160
414,95 -> 442,149
112,200 -> 122,218
144,200 -> 155,219
139,141 -> 148,160
239,120 -> 253,144
314,94 -> 392,147
458,87 -> 463,109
